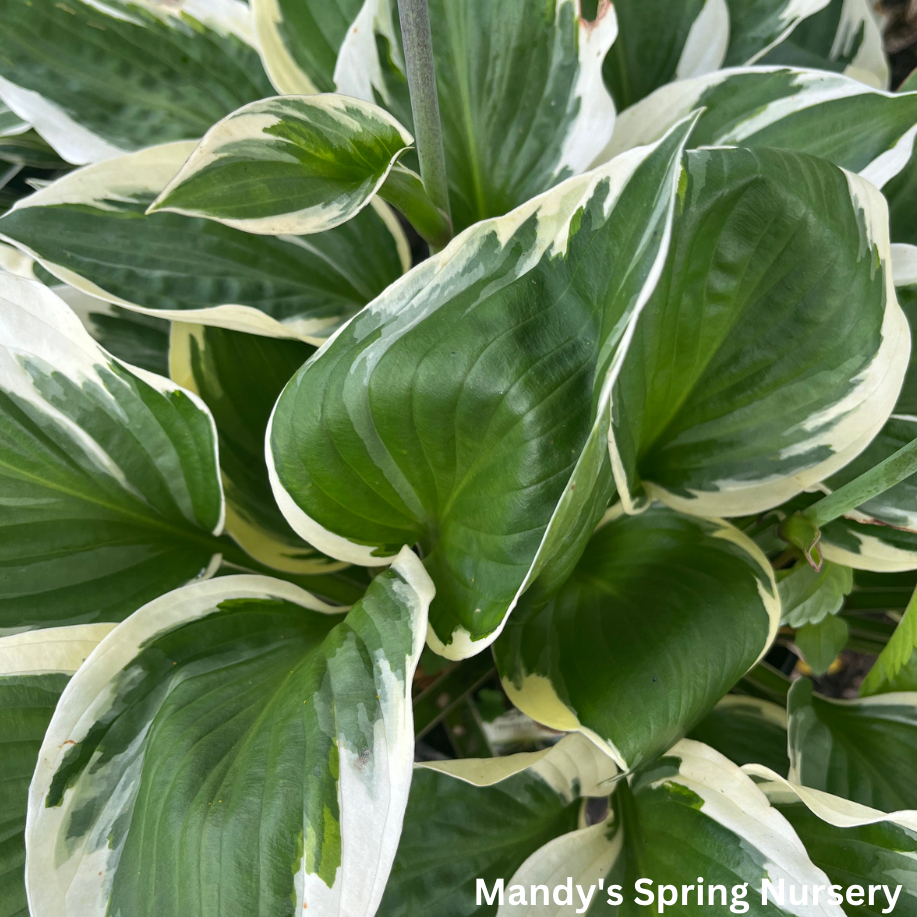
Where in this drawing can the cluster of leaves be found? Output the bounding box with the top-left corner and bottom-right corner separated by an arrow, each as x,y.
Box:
2,0 -> 917,915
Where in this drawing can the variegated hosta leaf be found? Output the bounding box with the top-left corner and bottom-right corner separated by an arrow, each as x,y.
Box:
688,695 -> 790,777
253,0 -> 362,95
601,0 -> 730,109
170,323 -> 349,575
379,734 -> 616,917
27,556 -> 433,917
778,561 -> 853,627
0,274 -> 225,631
860,585 -> 917,696
0,0 -> 273,165
338,0 -> 618,233
609,147 -> 908,519
150,95 -> 415,235
498,740 -> 842,917
0,626 -> 114,917
494,506 -> 780,770
602,67 -> 917,189
760,0 -> 889,88
747,766 -> 917,917
268,119 -> 696,660
722,0 -> 832,67
0,142 -> 409,343
816,248 -> 917,571
788,678 -> 917,810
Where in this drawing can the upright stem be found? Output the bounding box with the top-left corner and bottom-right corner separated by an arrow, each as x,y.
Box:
802,435 -> 917,528
396,0 -> 452,246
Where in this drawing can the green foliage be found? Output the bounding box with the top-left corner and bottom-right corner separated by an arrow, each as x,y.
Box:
1,0 -> 916,914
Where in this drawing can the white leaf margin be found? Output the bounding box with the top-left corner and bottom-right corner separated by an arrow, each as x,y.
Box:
0,625 -> 116,677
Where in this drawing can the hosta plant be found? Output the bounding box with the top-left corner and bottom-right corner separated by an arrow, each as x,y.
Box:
2,0 -> 917,915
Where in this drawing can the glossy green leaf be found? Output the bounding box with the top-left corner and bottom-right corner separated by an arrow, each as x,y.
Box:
0,0 -> 273,165
268,119 -> 696,659
0,626 -> 114,917
150,94 -> 415,235
495,506 -> 779,770
0,274 -> 225,631
603,67 -> 917,190
170,322 -> 350,575
380,734 -> 616,917
788,678 -> 917,810
795,616 -> 850,676
500,740 -> 841,917
886,156 -> 917,247
860,586 -> 917,696
760,0 -> 888,88
723,0 -> 832,67
689,696 -> 790,776
340,0 -> 618,232
26,555 -> 433,917
253,0 -> 362,94
602,0 -> 729,109
0,142 -> 409,343
778,562 -> 853,628
608,147 -> 908,518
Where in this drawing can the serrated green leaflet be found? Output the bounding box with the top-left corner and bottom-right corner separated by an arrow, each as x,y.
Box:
760,0 -> 888,87
170,323 -> 348,575
860,586 -> 917,696
268,119 -> 695,659
150,95 -> 415,235
0,0 -> 273,165
0,625 -> 113,917
340,0 -> 618,233
379,734 -> 615,917
688,696 -> 790,777
0,142 -> 409,343
27,555 -> 433,917
253,0 -> 362,94
788,678 -> 917,810
500,741 -> 842,917
603,67 -> 917,189
494,506 -> 779,770
778,562 -> 853,628
0,275 -> 225,631
608,147 -> 908,518
602,0 -> 728,109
